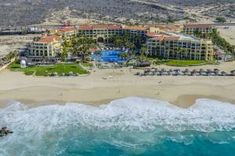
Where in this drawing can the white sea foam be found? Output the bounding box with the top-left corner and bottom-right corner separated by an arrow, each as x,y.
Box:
1,97 -> 235,133
1,97 -> 235,155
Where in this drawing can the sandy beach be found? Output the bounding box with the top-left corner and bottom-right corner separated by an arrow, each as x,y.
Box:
1,62 -> 235,107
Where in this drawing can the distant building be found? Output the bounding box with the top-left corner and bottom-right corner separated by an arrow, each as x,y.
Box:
29,35 -> 62,58
183,24 -> 213,35
147,33 -> 215,61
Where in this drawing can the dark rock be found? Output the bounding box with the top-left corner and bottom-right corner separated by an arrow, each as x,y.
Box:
0,127 -> 13,137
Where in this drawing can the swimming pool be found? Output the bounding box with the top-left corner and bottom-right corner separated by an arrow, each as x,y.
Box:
92,50 -> 127,63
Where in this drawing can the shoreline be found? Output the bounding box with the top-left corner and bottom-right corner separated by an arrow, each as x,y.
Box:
1,61 -> 235,108
1,94 -> 235,109
1,85 -> 235,108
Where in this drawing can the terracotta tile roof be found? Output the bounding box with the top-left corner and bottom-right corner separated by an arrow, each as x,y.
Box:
122,26 -> 148,31
150,34 -> 180,41
145,24 -> 182,34
78,24 -> 148,31
146,32 -> 160,38
95,24 -> 122,30
79,25 -> 94,30
184,24 -> 212,29
163,36 -> 180,41
59,26 -> 76,33
153,35 -> 165,41
37,35 -> 61,43
79,24 -> 122,30
149,24 -> 181,30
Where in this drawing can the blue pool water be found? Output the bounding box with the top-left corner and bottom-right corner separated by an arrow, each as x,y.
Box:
92,50 -> 127,63
1,97 -> 235,156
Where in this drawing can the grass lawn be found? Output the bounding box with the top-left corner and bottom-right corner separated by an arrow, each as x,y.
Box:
166,60 -> 208,67
9,63 -> 89,76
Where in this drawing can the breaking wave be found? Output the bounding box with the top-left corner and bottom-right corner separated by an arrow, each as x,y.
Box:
1,97 -> 235,156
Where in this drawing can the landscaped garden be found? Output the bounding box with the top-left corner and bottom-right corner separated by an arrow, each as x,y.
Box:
165,60 -> 210,67
9,62 -> 89,76
150,58 -> 215,67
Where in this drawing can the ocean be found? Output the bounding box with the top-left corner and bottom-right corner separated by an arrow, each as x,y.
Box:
1,97 -> 235,156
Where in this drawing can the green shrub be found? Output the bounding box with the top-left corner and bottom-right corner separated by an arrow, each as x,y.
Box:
24,70 -> 34,75
166,60 -> 207,67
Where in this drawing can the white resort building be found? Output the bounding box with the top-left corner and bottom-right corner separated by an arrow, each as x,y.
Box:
183,24 -> 213,35
147,32 -> 214,60
77,24 -> 148,42
29,35 -> 62,58
28,24 -> 215,61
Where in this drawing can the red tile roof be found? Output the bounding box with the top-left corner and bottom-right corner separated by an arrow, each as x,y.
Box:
150,34 -> 180,41
184,24 -> 212,29
59,26 -> 76,33
78,24 -> 148,31
153,36 -> 165,41
78,25 -> 94,30
163,36 -> 180,41
37,35 -> 61,43
122,26 -> 148,31
79,24 -> 122,30
146,32 -> 160,38
148,24 -> 181,31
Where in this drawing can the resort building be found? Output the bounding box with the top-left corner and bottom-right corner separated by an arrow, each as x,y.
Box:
57,26 -> 77,38
27,23 -> 215,61
29,35 -> 62,58
148,24 -> 182,33
78,24 -> 123,42
147,33 -> 215,60
77,24 -> 148,42
183,24 -> 213,35
122,26 -> 148,37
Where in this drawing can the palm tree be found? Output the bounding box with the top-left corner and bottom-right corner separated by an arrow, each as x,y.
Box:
120,53 -> 128,60
61,38 -> 72,61
69,36 -> 97,62
140,44 -> 147,61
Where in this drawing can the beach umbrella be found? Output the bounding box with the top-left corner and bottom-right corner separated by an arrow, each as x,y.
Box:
199,69 -> 205,72
154,68 -> 158,72
221,71 -> 227,76
156,71 -> 161,76
230,70 -> 235,76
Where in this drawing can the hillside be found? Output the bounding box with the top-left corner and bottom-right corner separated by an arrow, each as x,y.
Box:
0,0 -> 234,26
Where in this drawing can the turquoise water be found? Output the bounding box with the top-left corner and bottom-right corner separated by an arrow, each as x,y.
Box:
92,50 -> 127,63
1,97 -> 235,156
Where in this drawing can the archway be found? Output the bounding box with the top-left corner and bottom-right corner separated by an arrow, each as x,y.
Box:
97,37 -> 104,43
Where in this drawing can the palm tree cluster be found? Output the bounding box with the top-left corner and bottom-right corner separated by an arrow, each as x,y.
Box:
61,35 -> 97,61
209,29 -> 235,55
109,33 -> 146,52
0,51 -> 17,66
193,29 -> 235,58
